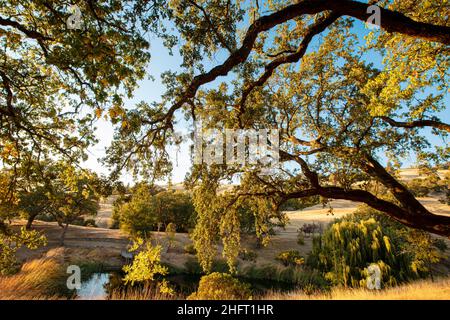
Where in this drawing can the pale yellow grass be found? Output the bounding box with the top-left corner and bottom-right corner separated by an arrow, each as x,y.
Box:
263,278 -> 450,300
0,257 -> 67,300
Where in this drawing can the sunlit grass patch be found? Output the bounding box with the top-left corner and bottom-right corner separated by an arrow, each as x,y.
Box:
261,277 -> 450,300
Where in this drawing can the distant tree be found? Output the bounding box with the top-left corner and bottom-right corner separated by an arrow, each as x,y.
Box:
113,183 -> 159,234
11,160 -> 100,239
0,227 -> 47,275
19,186 -> 53,230
13,159 -> 58,229
114,185 -> 195,234
49,164 -> 99,245
165,222 -> 177,251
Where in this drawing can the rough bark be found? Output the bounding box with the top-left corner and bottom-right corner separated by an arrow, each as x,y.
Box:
59,223 -> 69,246
25,214 -> 37,230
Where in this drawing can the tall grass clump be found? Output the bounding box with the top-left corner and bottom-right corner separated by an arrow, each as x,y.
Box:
0,258 -> 68,299
108,283 -> 181,300
261,277 -> 450,300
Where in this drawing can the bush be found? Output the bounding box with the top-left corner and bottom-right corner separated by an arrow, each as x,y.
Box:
188,273 -> 252,300
276,250 -> 304,267
307,207 -> 444,288
241,264 -> 330,291
297,232 -> 305,245
83,218 -> 97,227
183,257 -> 230,274
239,249 -> 258,262
184,244 -> 197,255
123,241 -> 169,285
183,257 -> 203,274
433,238 -> 448,252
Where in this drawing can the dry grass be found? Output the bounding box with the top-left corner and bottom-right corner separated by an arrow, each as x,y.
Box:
262,278 -> 450,300
0,257 -> 67,300
108,283 -> 181,300
46,247 -> 120,265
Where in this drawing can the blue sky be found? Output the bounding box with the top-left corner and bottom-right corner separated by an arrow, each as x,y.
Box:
81,10 -> 449,185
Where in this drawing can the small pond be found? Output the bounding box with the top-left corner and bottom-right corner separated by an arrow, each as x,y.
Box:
76,272 -> 298,300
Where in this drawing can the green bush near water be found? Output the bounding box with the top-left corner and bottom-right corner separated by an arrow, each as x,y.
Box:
239,249 -> 258,262
183,257 -> 230,275
188,272 -> 252,300
240,264 -> 329,292
184,244 -> 197,255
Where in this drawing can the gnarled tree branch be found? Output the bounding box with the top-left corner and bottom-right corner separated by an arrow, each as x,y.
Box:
379,116 -> 450,133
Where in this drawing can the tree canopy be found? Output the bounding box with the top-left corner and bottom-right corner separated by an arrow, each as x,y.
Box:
1,0 -> 450,272
104,0 -> 450,270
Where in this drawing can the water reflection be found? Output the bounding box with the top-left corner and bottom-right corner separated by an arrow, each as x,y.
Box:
76,273 -> 110,300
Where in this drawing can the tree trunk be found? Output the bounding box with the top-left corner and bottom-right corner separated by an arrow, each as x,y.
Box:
26,214 -> 37,230
60,223 -> 69,246
362,154 -> 431,217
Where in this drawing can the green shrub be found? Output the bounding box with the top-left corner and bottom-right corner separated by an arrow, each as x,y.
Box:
276,250 -> 304,267
188,272 -> 252,300
433,238 -> 448,252
307,207 -> 444,288
184,243 -> 197,255
183,257 -> 203,274
239,249 -> 257,262
114,185 -> 196,234
83,218 -> 97,227
297,232 -> 305,245
279,196 -> 320,211
183,257 -> 230,274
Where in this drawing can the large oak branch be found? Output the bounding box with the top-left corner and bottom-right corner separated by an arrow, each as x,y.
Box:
379,116 -> 450,133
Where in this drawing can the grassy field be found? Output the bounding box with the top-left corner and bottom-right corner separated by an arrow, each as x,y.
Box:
261,278 -> 450,300
3,253 -> 449,300
0,256 -> 67,300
